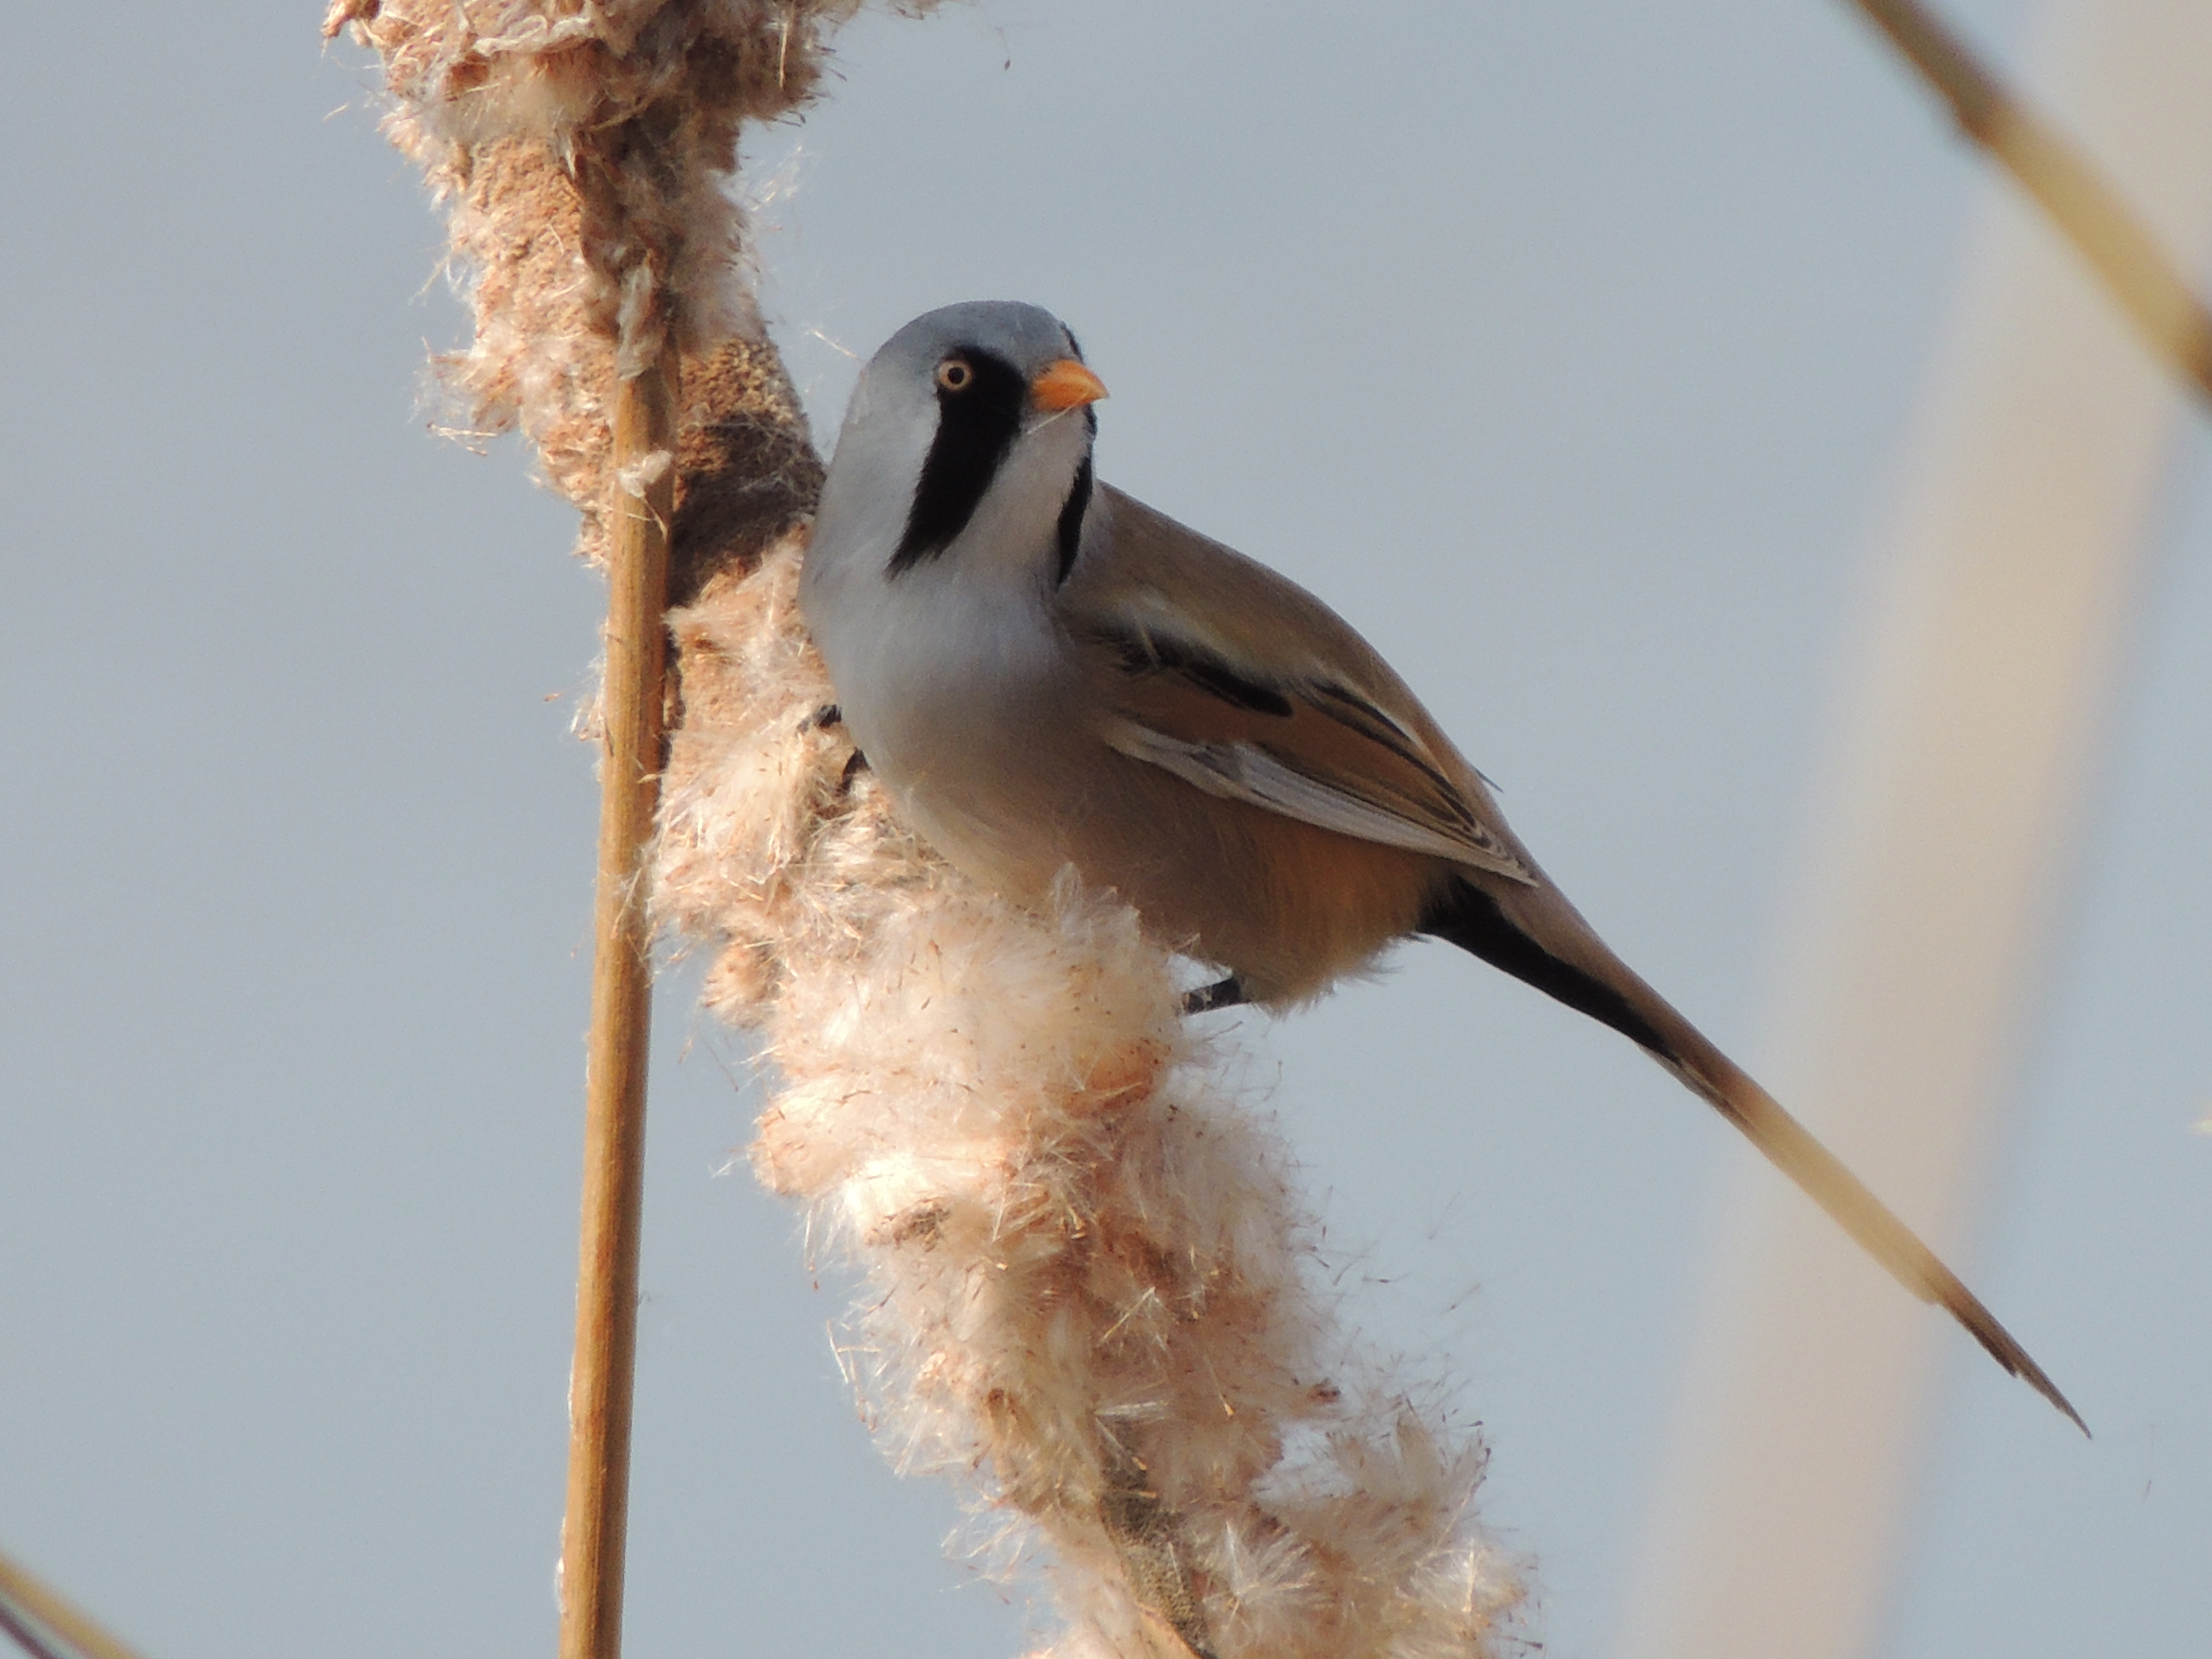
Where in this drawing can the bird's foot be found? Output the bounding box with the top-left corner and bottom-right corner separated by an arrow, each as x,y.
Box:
1180,976 -> 1247,1016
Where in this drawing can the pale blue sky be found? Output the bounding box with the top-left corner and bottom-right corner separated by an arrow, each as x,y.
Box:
2,4 -> 2207,1657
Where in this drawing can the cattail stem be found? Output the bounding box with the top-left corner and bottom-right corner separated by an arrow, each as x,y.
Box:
558,339 -> 680,1659
1846,0 -> 2212,401
0,1545 -> 150,1659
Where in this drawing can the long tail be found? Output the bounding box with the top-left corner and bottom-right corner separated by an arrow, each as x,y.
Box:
1420,874 -> 2086,1434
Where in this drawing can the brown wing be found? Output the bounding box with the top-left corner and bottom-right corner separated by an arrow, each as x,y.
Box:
1060,488 -> 1531,881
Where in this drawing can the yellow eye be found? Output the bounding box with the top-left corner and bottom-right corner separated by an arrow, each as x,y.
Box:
935,357 -> 973,393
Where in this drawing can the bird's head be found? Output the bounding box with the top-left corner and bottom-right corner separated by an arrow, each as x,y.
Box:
813,301 -> 1108,589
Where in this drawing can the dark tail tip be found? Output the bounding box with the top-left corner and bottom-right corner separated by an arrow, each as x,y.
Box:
1960,1309 -> 2090,1436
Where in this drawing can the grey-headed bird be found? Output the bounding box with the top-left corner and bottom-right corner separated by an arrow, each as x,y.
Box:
798,300 -> 2083,1432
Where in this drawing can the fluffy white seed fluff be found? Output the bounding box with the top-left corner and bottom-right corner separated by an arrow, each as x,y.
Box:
656,543 -> 1523,1658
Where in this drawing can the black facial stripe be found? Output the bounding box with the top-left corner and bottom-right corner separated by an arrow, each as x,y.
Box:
1053,455 -> 1094,587
890,348 -> 1028,575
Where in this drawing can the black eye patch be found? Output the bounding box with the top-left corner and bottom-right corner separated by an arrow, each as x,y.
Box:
890,348 -> 1029,575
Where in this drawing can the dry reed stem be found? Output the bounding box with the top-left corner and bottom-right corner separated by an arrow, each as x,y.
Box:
0,1546 -> 151,1659
1847,0 -> 2212,402
560,337 -> 680,1659
324,7 -> 841,1656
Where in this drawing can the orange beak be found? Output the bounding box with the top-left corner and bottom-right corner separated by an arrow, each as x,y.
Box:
1030,358 -> 1109,412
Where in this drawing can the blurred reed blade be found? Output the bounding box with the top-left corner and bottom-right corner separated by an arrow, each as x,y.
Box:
1847,0 -> 2212,403
1620,6 -> 2212,1655
0,1548 -> 150,1659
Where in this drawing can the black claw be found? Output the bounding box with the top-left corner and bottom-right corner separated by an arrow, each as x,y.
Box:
839,749 -> 869,792
801,702 -> 842,733
1181,976 -> 1247,1016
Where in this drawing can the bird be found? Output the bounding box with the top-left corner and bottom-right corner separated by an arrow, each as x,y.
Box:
797,299 -> 2084,1433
